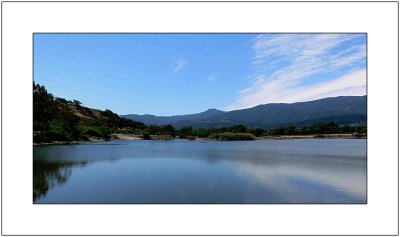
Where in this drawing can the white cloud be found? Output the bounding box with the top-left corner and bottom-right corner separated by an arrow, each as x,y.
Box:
172,56 -> 187,73
227,69 -> 366,111
226,34 -> 366,111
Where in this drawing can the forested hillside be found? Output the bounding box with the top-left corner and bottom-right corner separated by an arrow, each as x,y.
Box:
33,82 -> 145,143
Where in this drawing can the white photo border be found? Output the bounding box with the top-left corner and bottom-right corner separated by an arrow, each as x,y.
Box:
1,1 -> 399,235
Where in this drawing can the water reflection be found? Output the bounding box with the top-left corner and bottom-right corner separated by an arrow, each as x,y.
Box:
33,160 -> 87,202
230,154 -> 366,203
33,139 -> 366,203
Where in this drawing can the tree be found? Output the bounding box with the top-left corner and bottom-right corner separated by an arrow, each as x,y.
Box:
231,125 -> 247,133
33,82 -> 57,131
248,128 -> 264,137
73,100 -> 82,106
160,124 -> 176,136
285,123 -> 296,135
179,126 -> 193,138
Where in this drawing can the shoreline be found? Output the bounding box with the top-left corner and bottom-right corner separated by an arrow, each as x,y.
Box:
33,138 -> 106,146
113,134 -> 143,140
34,133 -> 366,145
260,134 -> 366,140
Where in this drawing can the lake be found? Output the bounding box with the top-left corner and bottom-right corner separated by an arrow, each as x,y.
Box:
33,139 -> 366,204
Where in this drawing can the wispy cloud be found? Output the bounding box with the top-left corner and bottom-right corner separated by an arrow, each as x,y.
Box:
172,56 -> 187,73
226,34 -> 366,111
208,74 -> 217,81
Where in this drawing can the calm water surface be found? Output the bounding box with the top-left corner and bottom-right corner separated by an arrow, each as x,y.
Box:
33,139 -> 366,203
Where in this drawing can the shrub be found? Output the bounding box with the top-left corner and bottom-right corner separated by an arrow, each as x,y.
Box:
314,134 -> 326,138
85,128 -> 102,137
47,124 -> 71,141
209,132 -> 256,141
46,130 -> 70,141
143,132 -> 151,140
111,134 -> 119,140
33,133 -> 51,143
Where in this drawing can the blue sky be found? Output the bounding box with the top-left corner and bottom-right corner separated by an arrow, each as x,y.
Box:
34,33 -> 366,116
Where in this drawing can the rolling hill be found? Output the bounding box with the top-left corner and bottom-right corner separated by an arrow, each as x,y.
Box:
121,95 -> 367,129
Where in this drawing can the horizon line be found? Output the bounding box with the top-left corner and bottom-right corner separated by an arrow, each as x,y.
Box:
121,94 -> 367,117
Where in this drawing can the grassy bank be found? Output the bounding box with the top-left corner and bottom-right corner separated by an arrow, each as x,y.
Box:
113,134 -> 143,140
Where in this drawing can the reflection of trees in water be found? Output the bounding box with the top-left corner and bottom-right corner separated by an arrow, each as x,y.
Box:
33,161 -> 87,202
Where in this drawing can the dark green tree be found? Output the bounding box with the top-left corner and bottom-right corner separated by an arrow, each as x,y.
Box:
33,82 -> 56,131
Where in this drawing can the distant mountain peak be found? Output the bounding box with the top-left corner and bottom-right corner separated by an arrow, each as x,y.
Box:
202,108 -> 224,114
121,96 -> 366,129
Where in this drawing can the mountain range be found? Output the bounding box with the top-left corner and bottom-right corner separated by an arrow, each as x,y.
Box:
121,95 -> 367,129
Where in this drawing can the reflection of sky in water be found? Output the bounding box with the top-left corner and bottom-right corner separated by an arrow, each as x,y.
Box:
229,154 -> 366,203
34,139 -> 366,203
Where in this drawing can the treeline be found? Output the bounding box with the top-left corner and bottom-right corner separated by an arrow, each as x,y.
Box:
177,125 -> 263,138
33,82 -> 145,143
175,122 -> 366,139
139,124 -> 263,140
268,122 -> 367,136
34,82 -> 367,143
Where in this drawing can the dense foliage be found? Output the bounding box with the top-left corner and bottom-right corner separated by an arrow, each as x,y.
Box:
34,82 -> 367,143
177,125 -> 264,139
268,122 -> 367,136
176,122 -> 366,140
33,82 -> 145,143
209,132 -> 256,141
